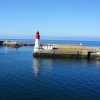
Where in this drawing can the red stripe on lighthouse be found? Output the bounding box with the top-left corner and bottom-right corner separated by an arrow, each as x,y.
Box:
35,31 -> 40,39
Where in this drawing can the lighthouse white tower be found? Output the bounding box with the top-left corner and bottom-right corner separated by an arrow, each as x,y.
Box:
34,31 -> 40,53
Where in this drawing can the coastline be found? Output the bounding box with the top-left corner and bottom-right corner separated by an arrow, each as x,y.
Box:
1,40 -> 100,60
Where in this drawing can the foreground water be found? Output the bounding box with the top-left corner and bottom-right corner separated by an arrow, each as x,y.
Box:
0,40 -> 100,100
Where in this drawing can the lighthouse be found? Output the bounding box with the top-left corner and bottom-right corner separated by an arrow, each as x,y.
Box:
34,31 -> 40,53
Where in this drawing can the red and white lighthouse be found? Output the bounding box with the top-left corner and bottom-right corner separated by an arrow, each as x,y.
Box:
34,31 -> 40,53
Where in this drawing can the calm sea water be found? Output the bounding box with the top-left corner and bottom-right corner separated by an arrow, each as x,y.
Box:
0,40 -> 100,100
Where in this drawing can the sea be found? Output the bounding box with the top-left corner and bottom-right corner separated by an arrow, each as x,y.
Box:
0,39 -> 100,100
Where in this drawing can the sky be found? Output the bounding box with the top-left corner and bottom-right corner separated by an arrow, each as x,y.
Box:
0,0 -> 100,40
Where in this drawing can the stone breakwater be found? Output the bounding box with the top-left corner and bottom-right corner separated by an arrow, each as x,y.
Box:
0,41 -> 44,47
33,44 -> 100,60
0,41 -> 4,46
1,41 -> 35,47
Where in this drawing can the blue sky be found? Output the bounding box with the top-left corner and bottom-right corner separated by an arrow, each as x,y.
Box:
0,0 -> 100,40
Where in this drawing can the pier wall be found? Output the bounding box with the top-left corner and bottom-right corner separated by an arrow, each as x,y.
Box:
33,49 -> 89,59
33,44 -> 100,60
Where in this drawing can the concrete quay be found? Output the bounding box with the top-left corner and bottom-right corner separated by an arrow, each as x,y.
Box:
33,44 -> 100,60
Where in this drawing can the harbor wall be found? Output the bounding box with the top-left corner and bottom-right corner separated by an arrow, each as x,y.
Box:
33,44 -> 100,60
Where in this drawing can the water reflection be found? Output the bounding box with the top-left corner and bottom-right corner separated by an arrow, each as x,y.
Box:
33,57 -> 100,80
0,46 -> 17,54
33,58 -> 53,79
83,59 -> 100,67
33,58 -> 39,80
96,60 -> 100,67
